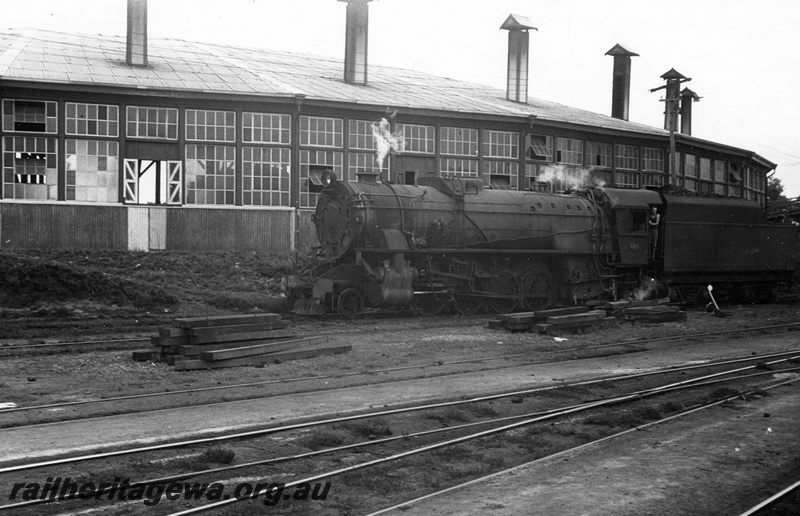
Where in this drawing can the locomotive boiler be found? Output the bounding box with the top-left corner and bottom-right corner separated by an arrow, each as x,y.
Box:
292,174 -> 797,314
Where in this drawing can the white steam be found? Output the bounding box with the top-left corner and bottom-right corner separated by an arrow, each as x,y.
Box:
536,164 -> 605,191
372,118 -> 405,173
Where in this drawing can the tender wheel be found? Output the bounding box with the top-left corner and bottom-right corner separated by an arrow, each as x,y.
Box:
413,294 -> 449,316
337,287 -> 365,314
453,295 -> 484,315
523,271 -> 555,311
488,270 -> 519,314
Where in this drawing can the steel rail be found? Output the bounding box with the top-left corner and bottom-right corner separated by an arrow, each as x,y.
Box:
366,378 -> 799,516
2,364 -> 797,513
165,370 -> 800,514
2,348 -> 798,476
3,321 -> 798,418
736,478 -> 800,516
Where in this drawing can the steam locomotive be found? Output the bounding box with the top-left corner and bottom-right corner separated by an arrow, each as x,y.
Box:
291,173 -> 797,314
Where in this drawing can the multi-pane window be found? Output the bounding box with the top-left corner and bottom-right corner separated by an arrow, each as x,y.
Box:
642,148 -> 664,172
440,127 -> 478,156
300,150 -> 343,208
300,116 -> 343,148
683,154 -> 698,191
66,103 -> 119,137
642,173 -> 664,188
441,158 -> 478,177
699,157 -> 712,180
525,134 -> 552,161
65,139 -> 119,202
126,106 -> 178,139
485,161 -> 519,190
556,138 -> 583,165
483,130 -> 519,159
243,113 -> 290,144
2,100 -> 57,133
714,160 -> 726,195
729,162 -> 742,197
398,124 -> 435,154
586,141 -> 612,168
615,145 -> 639,170
242,147 -> 290,206
615,171 -> 639,188
186,110 -> 235,142
348,152 -> 383,183
2,136 -> 58,199
349,120 -> 377,150
185,145 -> 235,205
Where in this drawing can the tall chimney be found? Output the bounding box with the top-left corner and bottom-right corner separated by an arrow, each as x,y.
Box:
660,68 -> 687,131
126,0 -> 148,67
341,0 -> 371,85
679,87 -> 700,135
500,14 -> 537,104
605,44 -> 639,121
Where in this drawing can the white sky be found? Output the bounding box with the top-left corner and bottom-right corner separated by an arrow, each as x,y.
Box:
4,0 -> 800,196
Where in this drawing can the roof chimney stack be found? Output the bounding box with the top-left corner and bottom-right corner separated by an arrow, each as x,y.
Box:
126,0 -> 148,67
605,44 -> 639,121
341,0 -> 371,85
679,87 -> 700,135
660,68 -> 687,131
500,14 -> 537,104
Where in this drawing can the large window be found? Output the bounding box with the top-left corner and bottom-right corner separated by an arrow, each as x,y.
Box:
242,147 -> 290,206
300,116 -> 343,148
440,127 -> 478,156
395,123 -> 434,154
484,161 -> 519,189
2,99 -> 57,133
440,158 -> 478,177
2,136 -> 58,199
615,145 -> 639,171
615,171 -> 639,189
300,150 -> 343,208
66,103 -> 119,137
683,154 -> 698,192
348,120 -> 377,151
642,148 -> 664,172
714,160 -> 726,195
586,141 -> 612,168
126,106 -> 178,140
186,110 -> 235,142
556,138 -> 583,165
525,134 -> 552,161
66,139 -> 119,202
243,113 -> 290,144
185,145 -> 235,205
483,130 -> 518,159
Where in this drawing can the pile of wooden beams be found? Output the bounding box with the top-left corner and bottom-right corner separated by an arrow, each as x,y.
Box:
488,307 -> 611,334
594,298 -> 687,323
131,313 -> 350,370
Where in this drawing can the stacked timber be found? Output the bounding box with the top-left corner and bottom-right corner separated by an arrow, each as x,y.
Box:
131,313 -> 350,370
592,297 -> 686,323
488,307 -> 612,334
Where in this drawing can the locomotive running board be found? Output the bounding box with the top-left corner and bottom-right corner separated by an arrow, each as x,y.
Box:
355,248 -> 609,256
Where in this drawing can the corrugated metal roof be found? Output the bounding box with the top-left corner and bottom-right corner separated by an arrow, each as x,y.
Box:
0,28 -> 732,146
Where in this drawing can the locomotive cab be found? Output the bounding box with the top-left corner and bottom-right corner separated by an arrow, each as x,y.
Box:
600,189 -> 662,266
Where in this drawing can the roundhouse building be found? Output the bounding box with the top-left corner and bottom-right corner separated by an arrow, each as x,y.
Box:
0,1 -> 773,253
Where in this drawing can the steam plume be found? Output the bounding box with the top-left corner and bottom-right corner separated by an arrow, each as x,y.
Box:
537,164 -> 605,190
372,118 -> 405,173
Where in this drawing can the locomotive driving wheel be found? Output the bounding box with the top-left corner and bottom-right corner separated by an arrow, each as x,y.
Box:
453,295 -> 484,315
488,270 -> 519,314
337,287 -> 365,314
413,294 -> 449,316
523,270 -> 555,311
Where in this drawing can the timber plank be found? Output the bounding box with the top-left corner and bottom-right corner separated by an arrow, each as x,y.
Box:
535,306 -> 589,319
152,335 -> 190,346
185,321 -> 290,337
199,336 -> 326,362
175,344 -> 351,371
176,335 -> 299,356
545,311 -> 605,324
159,327 -> 187,338
189,327 -> 295,345
173,313 -> 282,329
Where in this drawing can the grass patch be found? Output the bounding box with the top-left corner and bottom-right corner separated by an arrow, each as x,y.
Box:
427,407 -> 473,425
340,418 -> 393,438
201,445 -> 236,464
297,428 -> 350,450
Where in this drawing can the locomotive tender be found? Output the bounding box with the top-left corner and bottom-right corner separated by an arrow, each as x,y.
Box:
294,173 -> 797,314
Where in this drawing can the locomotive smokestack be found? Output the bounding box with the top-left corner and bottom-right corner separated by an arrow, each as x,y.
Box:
126,0 -> 148,67
341,0 -> 371,85
500,14 -> 537,104
680,87 -> 700,135
605,43 -> 639,121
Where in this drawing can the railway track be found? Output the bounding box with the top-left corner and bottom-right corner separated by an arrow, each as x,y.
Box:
3,322 -> 800,429
2,350 -> 799,515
